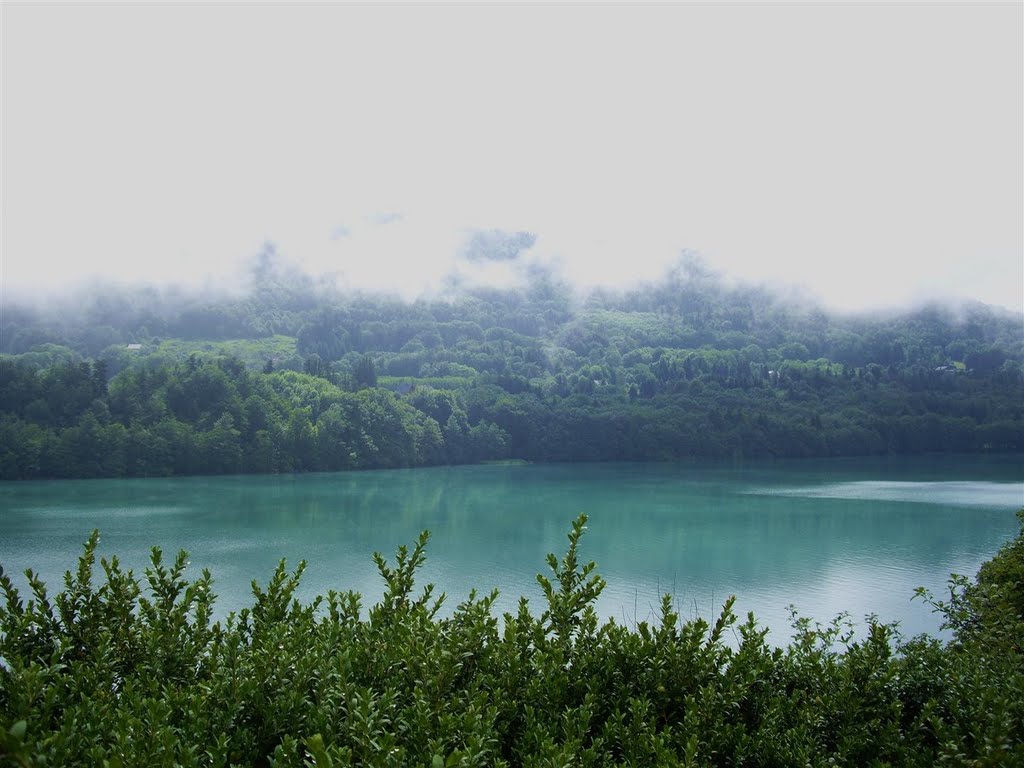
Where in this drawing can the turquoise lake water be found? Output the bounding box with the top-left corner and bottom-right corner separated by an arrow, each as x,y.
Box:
2,455 -> 1021,644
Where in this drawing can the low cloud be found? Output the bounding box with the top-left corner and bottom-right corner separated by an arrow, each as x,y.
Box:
461,230 -> 537,263
367,212 -> 404,227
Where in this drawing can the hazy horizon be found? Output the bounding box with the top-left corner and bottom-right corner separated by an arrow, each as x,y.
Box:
3,3 -> 1022,314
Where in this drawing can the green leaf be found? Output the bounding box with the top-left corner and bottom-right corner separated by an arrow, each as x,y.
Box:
305,733 -> 334,768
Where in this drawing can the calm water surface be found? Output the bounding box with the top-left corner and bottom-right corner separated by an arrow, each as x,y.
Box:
2,456 -> 1022,644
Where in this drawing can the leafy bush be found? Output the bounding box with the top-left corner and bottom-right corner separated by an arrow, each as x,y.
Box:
2,513 -> 1022,766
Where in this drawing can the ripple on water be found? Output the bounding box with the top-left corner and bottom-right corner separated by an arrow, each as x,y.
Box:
748,480 -> 1024,509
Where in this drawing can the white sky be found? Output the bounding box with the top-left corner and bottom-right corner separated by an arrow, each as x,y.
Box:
2,2 -> 1022,311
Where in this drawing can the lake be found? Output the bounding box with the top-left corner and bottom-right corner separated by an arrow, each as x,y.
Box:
1,455 -> 1022,645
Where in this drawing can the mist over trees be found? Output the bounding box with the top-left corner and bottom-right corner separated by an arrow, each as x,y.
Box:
1,247 -> 1022,480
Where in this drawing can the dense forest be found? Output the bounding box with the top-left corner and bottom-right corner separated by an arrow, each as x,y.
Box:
2,512 -> 1022,765
2,247 -> 1022,480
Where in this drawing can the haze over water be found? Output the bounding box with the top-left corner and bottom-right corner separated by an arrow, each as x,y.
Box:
2,455 -> 1021,645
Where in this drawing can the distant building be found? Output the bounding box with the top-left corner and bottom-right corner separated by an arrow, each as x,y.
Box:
391,382 -> 416,395
126,343 -> 142,351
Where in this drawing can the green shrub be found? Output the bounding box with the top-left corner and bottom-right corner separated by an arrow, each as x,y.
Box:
2,513 -> 1022,766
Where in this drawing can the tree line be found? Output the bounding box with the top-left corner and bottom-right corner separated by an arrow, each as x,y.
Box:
0,356 -> 510,479
1,250 -> 1021,479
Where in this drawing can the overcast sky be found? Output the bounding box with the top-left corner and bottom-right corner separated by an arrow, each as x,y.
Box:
3,2 -> 1022,312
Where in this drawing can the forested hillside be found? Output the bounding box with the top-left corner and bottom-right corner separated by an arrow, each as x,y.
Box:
2,250 -> 1022,479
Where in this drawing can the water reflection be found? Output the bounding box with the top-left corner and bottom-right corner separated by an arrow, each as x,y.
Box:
1,456 -> 1020,643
